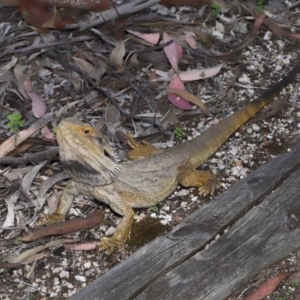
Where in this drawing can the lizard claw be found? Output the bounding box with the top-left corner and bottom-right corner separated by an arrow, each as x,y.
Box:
36,212 -> 65,226
98,237 -> 125,254
199,178 -> 221,196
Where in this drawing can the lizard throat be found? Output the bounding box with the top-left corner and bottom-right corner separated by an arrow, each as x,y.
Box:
61,159 -> 120,187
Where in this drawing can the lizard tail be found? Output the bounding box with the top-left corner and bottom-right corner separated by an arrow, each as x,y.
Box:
189,64 -> 300,166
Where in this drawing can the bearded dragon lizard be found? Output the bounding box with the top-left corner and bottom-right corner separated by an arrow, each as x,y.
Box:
38,65 -> 300,253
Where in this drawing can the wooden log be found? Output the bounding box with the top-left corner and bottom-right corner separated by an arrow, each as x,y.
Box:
70,142 -> 300,300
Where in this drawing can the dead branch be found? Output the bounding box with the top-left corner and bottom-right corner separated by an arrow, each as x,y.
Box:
2,0 -> 109,11
22,210 -> 104,242
0,147 -> 58,165
65,0 -> 161,31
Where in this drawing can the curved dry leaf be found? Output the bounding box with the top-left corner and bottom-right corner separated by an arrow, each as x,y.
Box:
41,6 -> 57,28
168,88 -> 208,115
0,56 -> 17,76
72,56 -> 101,81
184,31 -> 197,49
163,32 -> 182,71
246,272 -> 292,300
5,239 -> 70,263
24,80 -> 46,118
2,199 -> 15,228
38,172 -> 70,199
41,126 -> 55,140
167,75 -> 192,110
109,40 -> 126,71
22,160 -> 47,193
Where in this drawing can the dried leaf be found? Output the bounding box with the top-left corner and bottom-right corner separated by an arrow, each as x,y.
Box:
184,31 -> 197,49
0,127 -> 39,158
20,0 -> 56,27
0,56 -> 18,76
22,251 -> 50,264
168,88 -> 208,115
23,80 -> 46,118
5,239 -> 71,263
0,113 -> 53,157
65,242 -> 98,251
155,64 -> 224,81
2,199 -> 15,228
109,41 -> 126,71
22,160 -> 47,193
286,272 -> 300,285
127,30 -> 160,44
167,76 -> 192,110
163,32 -> 182,71
41,126 -> 55,139
72,56 -> 101,81
41,5 -> 57,28
246,272 -> 292,300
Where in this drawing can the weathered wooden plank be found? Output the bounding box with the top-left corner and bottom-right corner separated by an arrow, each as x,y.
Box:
137,166 -> 300,299
70,142 -> 300,300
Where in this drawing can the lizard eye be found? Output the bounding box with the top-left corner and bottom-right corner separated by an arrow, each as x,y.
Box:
83,129 -> 90,135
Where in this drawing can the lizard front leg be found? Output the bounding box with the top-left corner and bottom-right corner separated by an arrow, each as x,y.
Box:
37,180 -> 79,226
92,187 -> 134,254
127,135 -> 162,160
177,163 -> 220,196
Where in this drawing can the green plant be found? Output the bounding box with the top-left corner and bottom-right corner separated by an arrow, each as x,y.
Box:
15,237 -> 23,245
291,282 -> 300,288
174,126 -> 183,141
200,71 -> 206,78
255,0 -> 266,11
7,113 -> 24,133
52,126 -> 57,134
210,3 -> 221,18
149,206 -> 158,213
243,133 -> 251,139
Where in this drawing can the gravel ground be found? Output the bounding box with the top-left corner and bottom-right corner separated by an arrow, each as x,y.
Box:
1,1 -> 300,299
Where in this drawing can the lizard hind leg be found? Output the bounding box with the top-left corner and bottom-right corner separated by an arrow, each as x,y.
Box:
127,134 -> 162,160
177,164 -> 220,196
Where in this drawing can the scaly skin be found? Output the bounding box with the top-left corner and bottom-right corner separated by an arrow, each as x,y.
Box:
38,65 -> 300,253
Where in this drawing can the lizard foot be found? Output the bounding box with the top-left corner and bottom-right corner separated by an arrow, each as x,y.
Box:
36,212 -> 65,226
127,135 -> 162,160
98,237 -> 125,254
199,178 -> 221,197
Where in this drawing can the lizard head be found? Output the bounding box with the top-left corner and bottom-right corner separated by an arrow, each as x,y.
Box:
57,118 -> 119,187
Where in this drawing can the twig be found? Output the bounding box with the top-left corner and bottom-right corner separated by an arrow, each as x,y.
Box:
218,67 -> 241,102
22,210 -> 104,242
6,36 -> 93,55
0,147 -> 58,165
65,0 -> 161,31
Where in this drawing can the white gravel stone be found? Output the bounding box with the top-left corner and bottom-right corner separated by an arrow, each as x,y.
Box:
75,275 -> 86,282
105,227 -> 115,235
252,124 -> 260,131
59,271 -> 69,279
